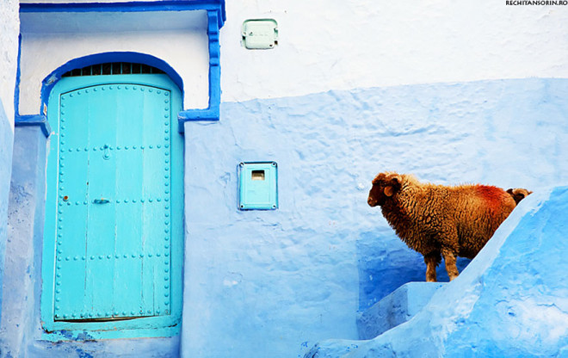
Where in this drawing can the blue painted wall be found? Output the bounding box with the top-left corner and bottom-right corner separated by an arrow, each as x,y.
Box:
181,78 -> 568,357
0,98 -> 14,326
4,78 -> 568,357
2,126 -> 45,357
307,186 -> 568,357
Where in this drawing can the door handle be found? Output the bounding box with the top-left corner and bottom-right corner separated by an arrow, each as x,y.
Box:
93,198 -> 110,204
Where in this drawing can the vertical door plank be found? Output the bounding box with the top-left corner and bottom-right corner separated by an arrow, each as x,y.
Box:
85,85 -> 117,318
114,85 -> 145,316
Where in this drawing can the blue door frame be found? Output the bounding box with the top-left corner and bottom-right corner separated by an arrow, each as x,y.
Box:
42,74 -> 184,341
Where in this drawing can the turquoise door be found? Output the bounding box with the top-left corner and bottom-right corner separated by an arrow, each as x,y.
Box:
42,73 -> 183,339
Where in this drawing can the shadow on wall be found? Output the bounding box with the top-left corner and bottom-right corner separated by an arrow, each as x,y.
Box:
356,230 -> 470,310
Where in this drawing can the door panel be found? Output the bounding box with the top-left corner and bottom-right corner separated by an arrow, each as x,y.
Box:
54,83 -> 173,321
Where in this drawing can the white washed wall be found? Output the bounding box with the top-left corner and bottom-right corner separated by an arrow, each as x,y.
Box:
1,0 -> 19,125
19,10 -> 209,115
220,0 -> 568,102
18,1 -> 568,111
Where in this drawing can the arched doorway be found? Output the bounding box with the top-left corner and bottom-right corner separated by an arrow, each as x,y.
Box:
41,63 -> 184,339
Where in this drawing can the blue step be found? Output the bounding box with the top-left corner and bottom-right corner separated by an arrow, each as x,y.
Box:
357,282 -> 446,340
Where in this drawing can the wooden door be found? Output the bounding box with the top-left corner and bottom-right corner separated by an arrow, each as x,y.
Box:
42,73 -> 183,336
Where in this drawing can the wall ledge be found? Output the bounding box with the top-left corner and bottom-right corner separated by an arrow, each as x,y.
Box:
15,114 -> 51,137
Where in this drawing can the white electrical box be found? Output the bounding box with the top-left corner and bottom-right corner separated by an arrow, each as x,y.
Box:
242,19 -> 278,50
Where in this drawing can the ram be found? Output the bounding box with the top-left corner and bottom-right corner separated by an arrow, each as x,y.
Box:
368,172 -> 519,282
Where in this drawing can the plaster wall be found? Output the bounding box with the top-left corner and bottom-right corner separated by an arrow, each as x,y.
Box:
2,127 -> 46,357
220,0 -> 568,102
0,102 -> 14,328
181,78 -> 568,357
18,10 -> 209,115
0,0 -> 18,327
0,0 -> 19,125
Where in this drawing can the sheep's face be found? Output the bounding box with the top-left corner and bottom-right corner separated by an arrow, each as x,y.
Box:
506,188 -> 533,205
368,172 -> 402,207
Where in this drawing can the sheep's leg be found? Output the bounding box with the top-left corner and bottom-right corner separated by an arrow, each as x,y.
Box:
423,253 -> 440,282
442,249 -> 460,281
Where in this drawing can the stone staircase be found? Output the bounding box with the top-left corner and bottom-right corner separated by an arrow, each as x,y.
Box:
357,282 -> 445,339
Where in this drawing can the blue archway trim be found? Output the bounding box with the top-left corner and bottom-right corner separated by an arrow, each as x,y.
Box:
39,52 -> 184,117
177,9 -> 221,131
18,1 -> 226,134
16,51 -> 184,138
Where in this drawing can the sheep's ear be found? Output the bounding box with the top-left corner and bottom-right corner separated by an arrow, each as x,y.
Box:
384,186 -> 396,197
384,174 -> 402,197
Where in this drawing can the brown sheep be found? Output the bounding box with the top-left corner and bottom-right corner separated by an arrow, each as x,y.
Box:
507,188 -> 533,205
368,172 -> 517,282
